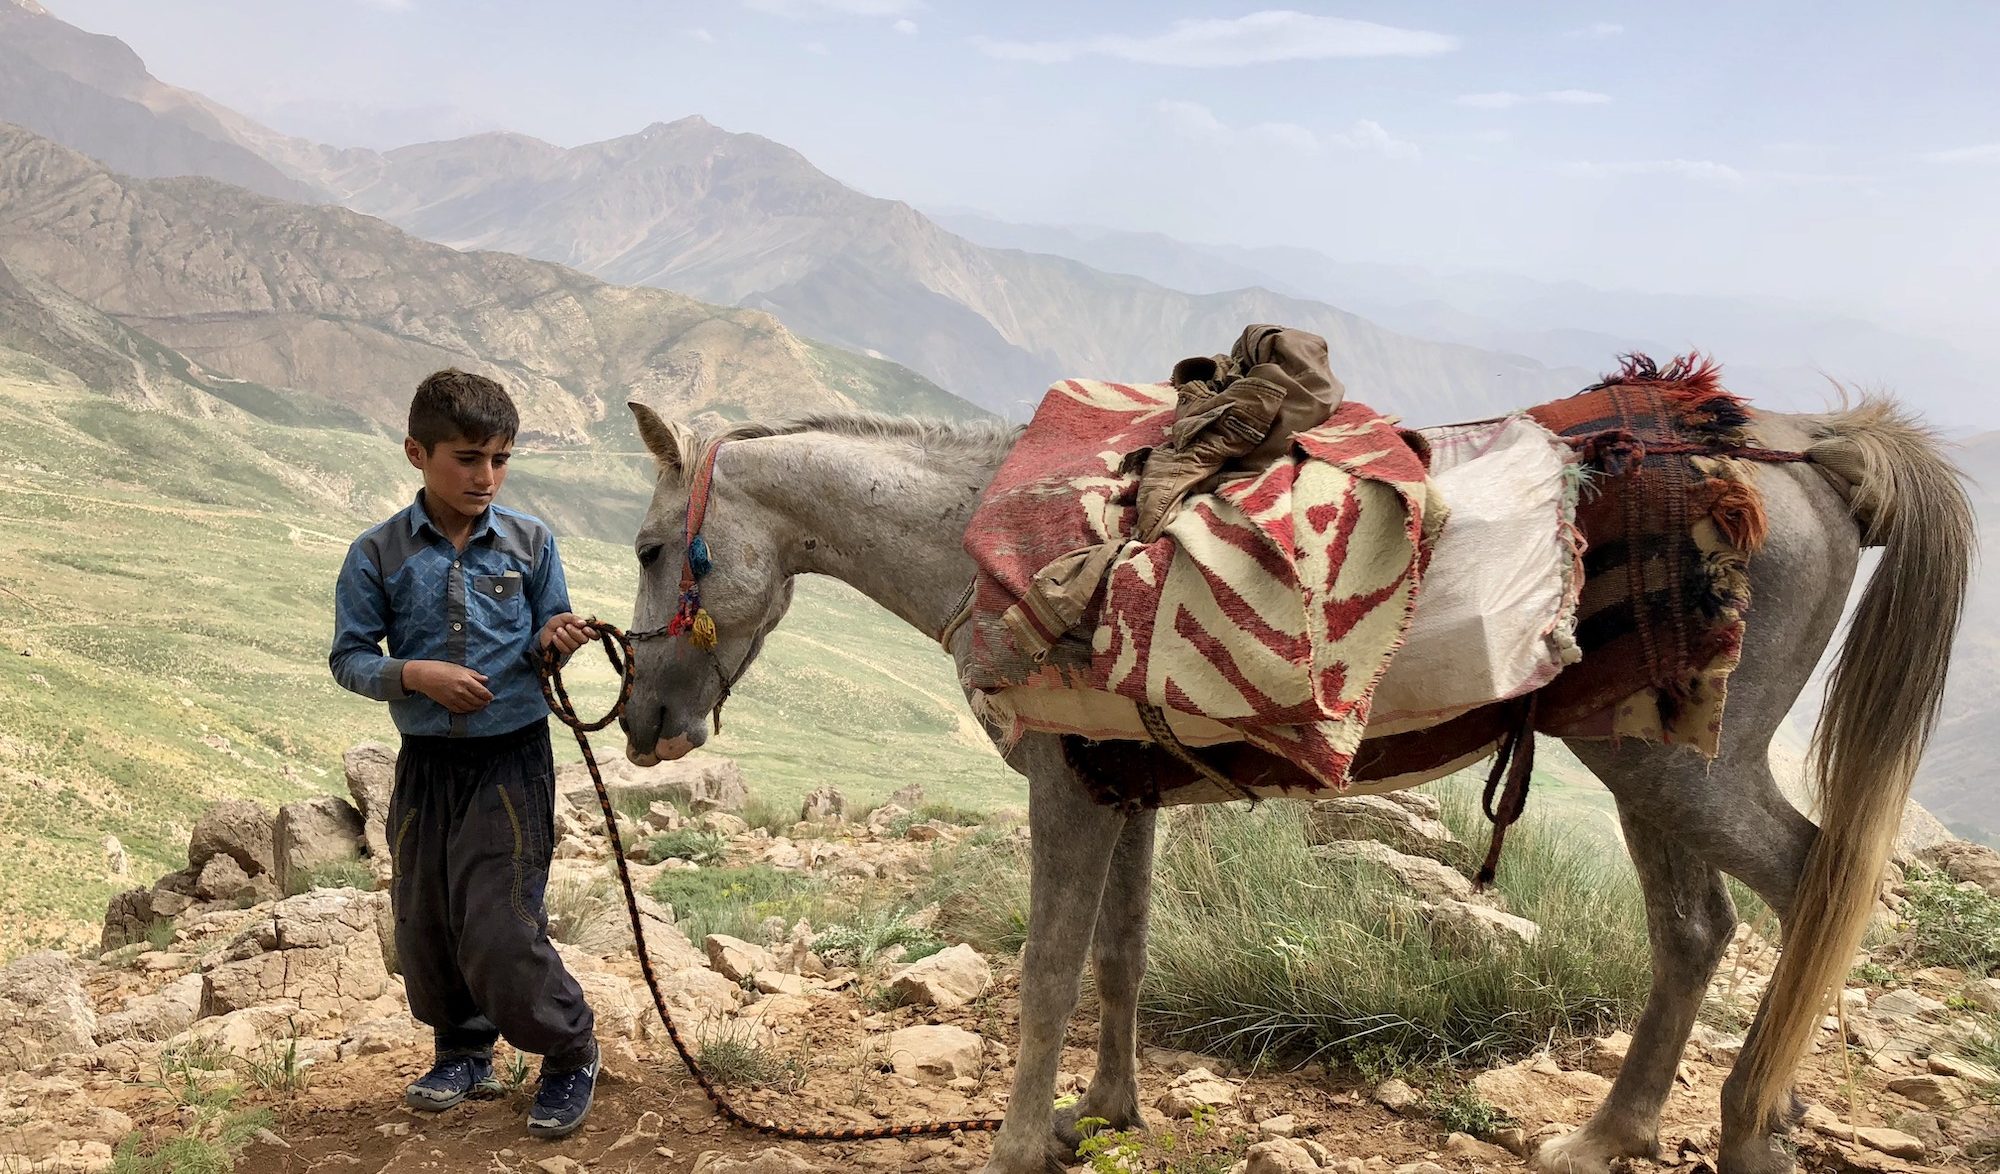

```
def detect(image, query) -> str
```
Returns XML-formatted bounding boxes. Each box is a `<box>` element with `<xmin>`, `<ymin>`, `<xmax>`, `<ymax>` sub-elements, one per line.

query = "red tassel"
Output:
<box><xmin>1707</xmin><ymin>476</ymin><xmax>1769</xmax><ymax>552</ymax></box>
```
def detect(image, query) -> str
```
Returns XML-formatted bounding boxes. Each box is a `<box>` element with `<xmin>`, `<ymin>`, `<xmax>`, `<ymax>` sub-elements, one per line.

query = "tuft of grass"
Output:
<box><xmin>921</xmin><ymin>834</ymin><xmax>1031</xmax><ymax>958</ymax></box>
<box><xmin>118</xmin><ymin>1038</ymin><xmax>275</xmax><ymax>1174</ymax></box>
<box><xmin>1134</xmin><ymin>780</ymin><xmax>1652</xmax><ymax>1069</ymax></box>
<box><xmin>1075</xmin><ymin>1103</ymin><xmax>1247</xmax><ymax>1174</ymax></box>
<box><xmin>741</xmin><ymin>796</ymin><xmax>796</xmax><ymax>836</ymax></box>
<box><xmin>234</xmin><ymin>1024</ymin><xmax>312</xmax><ymax>1093</ymax></box>
<box><xmin>884</xmin><ymin>801</ymin><xmax>989</xmax><ymax>838</ymax></box>
<box><xmin>544</xmin><ymin>875</ymin><xmax>625</xmax><ymax>952</ymax></box>
<box><xmin>694</xmin><ymin>1021</ymin><xmax>808</xmax><ymax>1091</ymax></box>
<box><xmin>1896</xmin><ymin>865</ymin><xmax>2000</xmax><ymax>974</ymax></box>
<box><xmin>640</xmin><ymin>828</ymin><xmax>728</xmax><ymax>866</ymax></box>
<box><xmin>610</xmin><ymin>789</ymin><xmax>670</xmax><ymax>830</ymax></box>
<box><xmin>649</xmin><ymin>864</ymin><xmax>827</xmax><ymax>943</ymax></box>
<box><xmin>145</xmin><ymin>917</ymin><xmax>178</xmax><ymax>952</ymax></box>
<box><xmin>1955</xmin><ymin>1011</ymin><xmax>2000</xmax><ymax>1108</ymax></box>
<box><xmin>1425</xmin><ymin>1083</ymin><xmax>1516</xmax><ymax>1138</ymax></box>
<box><xmin>283</xmin><ymin>859</ymin><xmax>376</xmax><ymax>897</ymax></box>
<box><xmin>1850</xmin><ymin>961</ymin><xmax>1898</xmax><ymax>988</ymax></box>
<box><xmin>813</xmin><ymin>907</ymin><xmax>948</xmax><ymax>967</ymax></box>
<box><xmin>502</xmin><ymin>1048</ymin><xmax>533</xmax><ymax>1091</ymax></box>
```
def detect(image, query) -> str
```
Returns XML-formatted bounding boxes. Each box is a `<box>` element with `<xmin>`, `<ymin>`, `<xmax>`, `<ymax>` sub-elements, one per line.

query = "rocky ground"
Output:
<box><xmin>1</xmin><ymin>744</ymin><xmax>1996</xmax><ymax>1173</ymax></box>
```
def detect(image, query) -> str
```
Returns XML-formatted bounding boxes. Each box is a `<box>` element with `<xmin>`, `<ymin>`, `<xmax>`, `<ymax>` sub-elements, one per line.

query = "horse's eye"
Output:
<box><xmin>638</xmin><ymin>544</ymin><xmax>663</xmax><ymax>568</ymax></box>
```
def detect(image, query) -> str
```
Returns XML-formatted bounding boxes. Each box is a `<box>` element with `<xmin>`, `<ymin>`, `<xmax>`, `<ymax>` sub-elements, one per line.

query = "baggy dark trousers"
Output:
<box><xmin>388</xmin><ymin>720</ymin><xmax>596</xmax><ymax>1072</ymax></box>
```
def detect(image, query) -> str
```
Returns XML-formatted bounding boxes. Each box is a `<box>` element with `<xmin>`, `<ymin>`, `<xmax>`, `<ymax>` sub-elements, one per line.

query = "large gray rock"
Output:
<box><xmin>343</xmin><ymin>741</ymin><xmax>397</xmax><ymax>876</ymax></box>
<box><xmin>1924</xmin><ymin>839</ymin><xmax>2000</xmax><ymax>898</ymax></box>
<box><xmin>799</xmin><ymin>787</ymin><xmax>846</xmax><ymax>824</ymax></box>
<box><xmin>557</xmin><ymin>754</ymin><xmax>749</xmax><ymax>815</ymax></box>
<box><xmin>1315</xmin><ymin>839</ymin><xmax>1476</xmax><ymax>903</ymax></box>
<box><xmin>95</xmin><ymin>973</ymin><xmax>203</xmax><ymax>1043</ymax></box>
<box><xmin>200</xmin><ymin>889</ymin><xmax>396</xmax><ymax>1022</ymax></box>
<box><xmin>273</xmin><ymin>795</ymin><xmax>366</xmax><ymax>895</ymax></box>
<box><xmin>100</xmin><ymin>887</ymin><xmax>157</xmax><ymax>953</ymax></box>
<box><xmin>0</xmin><ymin>952</ymin><xmax>98</xmax><ymax>1074</ymax></box>
<box><xmin>883</xmin><ymin>1025</ymin><xmax>982</xmax><ymax>1085</ymax></box>
<box><xmin>886</xmin><ymin>944</ymin><xmax>993</xmax><ymax>1010</ymax></box>
<box><xmin>187</xmin><ymin>799</ymin><xmax>277</xmax><ymax>878</ymax></box>
<box><xmin>1305</xmin><ymin>795</ymin><xmax>1471</xmax><ymax>867</ymax></box>
<box><xmin>195</xmin><ymin>854</ymin><xmax>258</xmax><ymax>903</ymax></box>
<box><xmin>1420</xmin><ymin>899</ymin><xmax>1541</xmax><ymax>954</ymax></box>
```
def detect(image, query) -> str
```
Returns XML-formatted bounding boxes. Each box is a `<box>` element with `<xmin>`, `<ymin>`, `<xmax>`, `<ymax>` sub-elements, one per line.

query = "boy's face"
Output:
<box><xmin>405</xmin><ymin>432</ymin><xmax>512</xmax><ymax>520</ymax></box>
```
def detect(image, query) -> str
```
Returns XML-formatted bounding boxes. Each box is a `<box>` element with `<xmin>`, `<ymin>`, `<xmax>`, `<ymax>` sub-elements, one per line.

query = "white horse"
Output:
<box><xmin>617</xmin><ymin>392</ymin><xmax>1970</xmax><ymax>1174</ymax></box>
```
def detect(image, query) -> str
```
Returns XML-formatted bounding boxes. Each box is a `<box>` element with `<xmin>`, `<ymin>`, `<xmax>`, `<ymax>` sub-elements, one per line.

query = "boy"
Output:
<box><xmin>329</xmin><ymin>368</ymin><xmax>600</xmax><ymax>1139</ymax></box>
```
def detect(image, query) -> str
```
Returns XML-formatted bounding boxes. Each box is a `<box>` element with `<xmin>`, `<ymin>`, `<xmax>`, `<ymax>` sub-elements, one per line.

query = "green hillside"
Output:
<box><xmin>0</xmin><ymin>365</ymin><xmax>1018</xmax><ymax>956</ymax></box>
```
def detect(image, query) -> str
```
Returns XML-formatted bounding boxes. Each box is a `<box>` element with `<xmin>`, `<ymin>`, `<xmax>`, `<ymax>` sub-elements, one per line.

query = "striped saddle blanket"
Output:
<box><xmin>959</xmin><ymin>377</ymin><xmax>1448</xmax><ymax>792</ymax></box>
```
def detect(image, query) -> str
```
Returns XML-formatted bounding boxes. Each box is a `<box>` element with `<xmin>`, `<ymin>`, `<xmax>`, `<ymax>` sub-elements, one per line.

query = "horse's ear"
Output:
<box><xmin>629</xmin><ymin>401</ymin><xmax>690</xmax><ymax>475</ymax></box>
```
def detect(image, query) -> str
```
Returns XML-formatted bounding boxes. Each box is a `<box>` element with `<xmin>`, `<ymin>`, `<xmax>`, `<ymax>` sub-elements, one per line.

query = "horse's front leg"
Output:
<box><xmin>1051</xmin><ymin>807</ymin><xmax>1158</xmax><ymax>1146</ymax></box>
<box><xmin>984</xmin><ymin>737</ymin><xmax>1128</xmax><ymax>1174</ymax></box>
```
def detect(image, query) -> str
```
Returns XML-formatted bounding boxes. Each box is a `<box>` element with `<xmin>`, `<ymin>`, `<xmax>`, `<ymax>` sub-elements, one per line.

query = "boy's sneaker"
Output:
<box><xmin>526</xmin><ymin>1044</ymin><xmax>600</xmax><ymax>1140</ymax></box>
<box><xmin>404</xmin><ymin>1054</ymin><xmax>504</xmax><ymax>1111</ymax></box>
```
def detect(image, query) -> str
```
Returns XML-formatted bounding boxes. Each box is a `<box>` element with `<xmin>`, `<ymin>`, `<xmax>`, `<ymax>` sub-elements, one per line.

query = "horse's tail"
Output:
<box><xmin>1735</xmin><ymin>396</ymin><xmax>1975</xmax><ymax>1130</ymax></box>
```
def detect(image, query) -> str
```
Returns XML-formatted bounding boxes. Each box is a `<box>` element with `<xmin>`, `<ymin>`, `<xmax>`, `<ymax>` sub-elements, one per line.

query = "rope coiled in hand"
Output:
<box><xmin>537</xmin><ymin>619</ymin><xmax>1003</xmax><ymax>1141</ymax></box>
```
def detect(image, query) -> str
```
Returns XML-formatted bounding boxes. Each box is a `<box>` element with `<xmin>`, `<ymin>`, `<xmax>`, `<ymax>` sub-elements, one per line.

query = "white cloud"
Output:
<box><xmin>355</xmin><ymin>0</ymin><xmax>412</xmax><ymax>11</ymax></box>
<box><xmin>1564</xmin><ymin>21</ymin><xmax>1625</xmax><ymax>39</ymax></box>
<box><xmin>743</xmin><ymin>0</ymin><xmax>919</xmax><ymax>17</ymax></box>
<box><xmin>893</xmin><ymin>18</ymin><xmax>918</xmax><ymax>34</ymax></box>
<box><xmin>1328</xmin><ymin>118</ymin><xmax>1421</xmax><ymax>159</ymax></box>
<box><xmin>1157</xmin><ymin>99</ymin><xmax>1227</xmax><ymax>139</ymax></box>
<box><xmin>977</xmin><ymin>11</ymin><xmax>1458</xmax><ymax>67</ymax></box>
<box><xmin>1561</xmin><ymin>159</ymin><xmax>1745</xmax><ymax>184</ymax></box>
<box><xmin>689</xmin><ymin>28</ymin><xmax>717</xmax><ymax>43</ymax></box>
<box><xmin>803</xmin><ymin>40</ymin><xmax>831</xmax><ymax>55</ymax></box>
<box><xmin>1456</xmin><ymin>89</ymin><xmax>1612</xmax><ymax>109</ymax></box>
<box><xmin>1156</xmin><ymin>101</ymin><xmax>1416</xmax><ymax>159</ymax></box>
<box><xmin>1922</xmin><ymin>143</ymin><xmax>2000</xmax><ymax>163</ymax></box>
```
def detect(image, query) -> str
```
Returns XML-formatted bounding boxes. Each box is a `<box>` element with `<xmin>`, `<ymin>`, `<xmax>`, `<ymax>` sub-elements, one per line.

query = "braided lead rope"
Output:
<box><xmin>537</xmin><ymin>620</ymin><xmax>1003</xmax><ymax>1140</ymax></box>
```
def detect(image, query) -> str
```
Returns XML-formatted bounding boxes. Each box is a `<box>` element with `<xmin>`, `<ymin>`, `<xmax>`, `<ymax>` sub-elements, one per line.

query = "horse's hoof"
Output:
<box><xmin>1052</xmin><ymin>1100</ymin><xmax>1145</xmax><ymax>1149</ymax></box>
<box><xmin>1533</xmin><ymin>1126</ymin><xmax>1658</xmax><ymax>1174</ymax></box>
<box><xmin>978</xmin><ymin>1136</ymin><xmax>1077</xmax><ymax>1174</ymax></box>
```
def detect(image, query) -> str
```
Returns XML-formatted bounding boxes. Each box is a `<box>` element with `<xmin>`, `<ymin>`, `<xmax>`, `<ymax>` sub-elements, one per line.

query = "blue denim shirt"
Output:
<box><xmin>329</xmin><ymin>491</ymin><xmax>571</xmax><ymax>737</ymax></box>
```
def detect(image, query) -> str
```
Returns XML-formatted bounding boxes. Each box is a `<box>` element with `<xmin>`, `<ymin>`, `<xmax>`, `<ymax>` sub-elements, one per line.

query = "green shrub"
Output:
<box><xmin>1136</xmin><ymin>782</ymin><xmax>1652</xmax><ymax>1069</ymax></box>
<box><xmin>649</xmin><ymin>864</ymin><xmax>826</xmax><ymax>942</ymax></box>
<box><xmin>640</xmin><ymin>828</ymin><xmax>727</xmax><ymax>865</ymax></box>
<box><xmin>1898</xmin><ymin>866</ymin><xmax>2000</xmax><ymax>973</ymax></box>
<box><xmin>284</xmin><ymin>859</ymin><xmax>376</xmax><ymax>897</ymax></box>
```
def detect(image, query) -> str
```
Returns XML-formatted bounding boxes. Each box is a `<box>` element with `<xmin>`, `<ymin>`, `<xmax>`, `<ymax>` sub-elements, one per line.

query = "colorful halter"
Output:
<box><xmin>663</xmin><ymin>443</ymin><xmax>721</xmax><ymax>650</ymax></box>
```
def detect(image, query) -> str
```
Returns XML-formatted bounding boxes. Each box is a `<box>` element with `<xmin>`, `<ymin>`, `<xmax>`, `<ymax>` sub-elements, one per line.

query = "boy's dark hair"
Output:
<box><xmin>408</xmin><ymin>368</ymin><xmax>519</xmax><ymax>450</ymax></box>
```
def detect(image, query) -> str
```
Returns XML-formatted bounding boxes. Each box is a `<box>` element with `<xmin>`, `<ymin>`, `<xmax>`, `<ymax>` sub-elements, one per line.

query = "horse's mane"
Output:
<box><xmin>666</xmin><ymin>411</ymin><xmax>1025</xmax><ymax>482</ymax></box>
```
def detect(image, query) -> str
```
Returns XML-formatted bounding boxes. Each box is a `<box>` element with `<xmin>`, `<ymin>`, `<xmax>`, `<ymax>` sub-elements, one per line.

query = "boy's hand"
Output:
<box><xmin>539</xmin><ymin>612</ymin><xmax>593</xmax><ymax>657</ymax></box>
<box><xmin>403</xmin><ymin>661</ymin><xmax>493</xmax><ymax>713</ymax></box>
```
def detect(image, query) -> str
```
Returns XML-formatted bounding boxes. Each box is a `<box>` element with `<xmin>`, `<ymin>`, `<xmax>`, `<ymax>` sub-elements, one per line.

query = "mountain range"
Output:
<box><xmin>0</xmin><ymin>0</ymin><xmax>1596</xmax><ymax>424</ymax></box>
<box><xmin>932</xmin><ymin>210</ymin><xmax>1998</xmax><ymax>429</ymax></box>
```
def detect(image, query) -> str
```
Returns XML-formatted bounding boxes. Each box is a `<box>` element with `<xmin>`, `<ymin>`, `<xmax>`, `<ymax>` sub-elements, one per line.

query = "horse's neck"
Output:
<box><xmin>760</xmin><ymin>432</ymin><xmax>1003</xmax><ymax>637</ymax></box>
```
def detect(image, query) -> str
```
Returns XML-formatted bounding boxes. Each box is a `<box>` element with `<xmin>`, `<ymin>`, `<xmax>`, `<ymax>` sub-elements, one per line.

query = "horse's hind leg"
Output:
<box><xmin>1534</xmin><ymin>796</ymin><xmax>1739</xmax><ymax>1174</ymax></box>
<box><xmin>983</xmin><ymin>735</ymin><xmax>1129</xmax><ymax>1174</ymax></box>
<box><xmin>1053</xmin><ymin>808</ymin><xmax>1159</xmax><ymax>1142</ymax></box>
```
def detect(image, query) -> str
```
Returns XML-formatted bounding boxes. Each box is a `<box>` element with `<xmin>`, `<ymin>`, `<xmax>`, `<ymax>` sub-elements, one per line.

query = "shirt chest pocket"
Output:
<box><xmin>471</xmin><ymin>572</ymin><xmax>528</xmax><ymax>629</ymax></box>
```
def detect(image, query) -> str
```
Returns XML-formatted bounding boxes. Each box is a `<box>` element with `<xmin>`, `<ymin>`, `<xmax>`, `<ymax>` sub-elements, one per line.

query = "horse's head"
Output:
<box><xmin>623</xmin><ymin>403</ymin><xmax>796</xmax><ymax>766</ymax></box>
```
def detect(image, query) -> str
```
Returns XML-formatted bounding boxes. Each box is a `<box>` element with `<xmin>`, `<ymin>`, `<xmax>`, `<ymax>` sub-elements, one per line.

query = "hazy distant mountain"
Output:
<box><xmin>0</xmin><ymin>124</ymin><xmax>976</xmax><ymax>439</ymax></box>
<box><xmin>292</xmin><ymin>118</ymin><xmax>1588</xmax><ymax>420</ymax></box>
<box><xmin>0</xmin><ymin>0</ymin><xmax>327</xmax><ymax>202</ymax></box>
<box><xmin>933</xmin><ymin>210</ymin><xmax>1996</xmax><ymax>429</ymax></box>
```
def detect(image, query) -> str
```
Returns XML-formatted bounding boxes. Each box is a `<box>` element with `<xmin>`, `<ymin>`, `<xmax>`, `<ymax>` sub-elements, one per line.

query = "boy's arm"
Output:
<box><xmin>329</xmin><ymin>543</ymin><xmax>411</xmax><ymax>702</ymax></box>
<box><xmin>527</xmin><ymin>531</ymin><xmax>588</xmax><ymax>669</ymax></box>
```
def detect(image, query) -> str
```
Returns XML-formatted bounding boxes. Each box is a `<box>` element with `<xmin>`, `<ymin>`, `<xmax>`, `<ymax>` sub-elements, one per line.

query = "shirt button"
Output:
<box><xmin>451</xmin><ymin>622</ymin><xmax>462</xmax><ymax>631</ymax></box>
<box><xmin>452</xmin><ymin>560</ymin><xmax>460</xmax><ymax>568</ymax></box>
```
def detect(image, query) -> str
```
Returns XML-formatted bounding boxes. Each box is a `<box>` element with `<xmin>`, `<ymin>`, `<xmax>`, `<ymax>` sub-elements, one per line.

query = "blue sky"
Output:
<box><xmin>50</xmin><ymin>1</ymin><xmax>2000</xmax><ymax>341</ymax></box>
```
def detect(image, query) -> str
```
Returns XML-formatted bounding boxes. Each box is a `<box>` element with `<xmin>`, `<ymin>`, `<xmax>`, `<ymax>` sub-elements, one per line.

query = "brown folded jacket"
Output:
<box><xmin>1006</xmin><ymin>324</ymin><xmax>1346</xmax><ymax>661</ymax></box>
